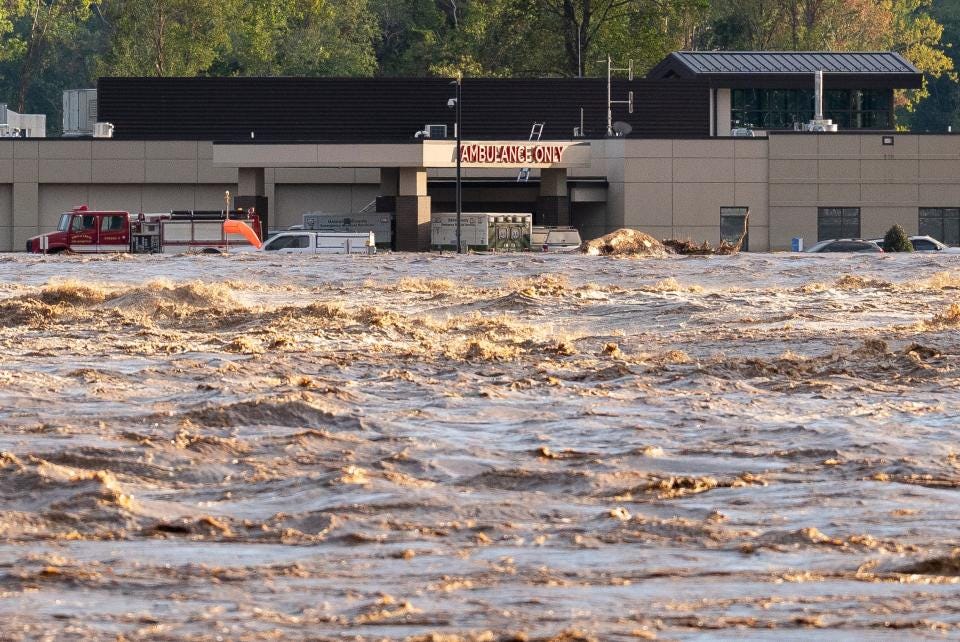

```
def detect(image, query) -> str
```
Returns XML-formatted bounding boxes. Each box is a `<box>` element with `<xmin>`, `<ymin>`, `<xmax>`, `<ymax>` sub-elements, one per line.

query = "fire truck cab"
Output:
<box><xmin>28</xmin><ymin>207</ymin><xmax>130</xmax><ymax>254</ymax></box>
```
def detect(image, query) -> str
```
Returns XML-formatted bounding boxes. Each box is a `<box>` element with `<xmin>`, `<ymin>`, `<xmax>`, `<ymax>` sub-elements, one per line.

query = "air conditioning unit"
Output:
<box><xmin>731</xmin><ymin>128</ymin><xmax>755</xmax><ymax>137</ymax></box>
<box><xmin>802</xmin><ymin>120</ymin><xmax>838</xmax><ymax>133</ymax></box>
<box><xmin>425</xmin><ymin>124</ymin><xmax>448</xmax><ymax>139</ymax></box>
<box><xmin>93</xmin><ymin>122</ymin><xmax>114</xmax><ymax>138</ymax></box>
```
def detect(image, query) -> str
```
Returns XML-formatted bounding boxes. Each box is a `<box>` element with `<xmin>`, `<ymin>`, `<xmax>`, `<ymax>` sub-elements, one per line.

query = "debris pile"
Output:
<box><xmin>582</xmin><ymin>214</ymin><xmax>749</xmax><ymax>257</ymax></box>
<box><xmin>580</xmin><ymin>229</ymin><xmax>668</xmax><ymax>257</ymax></box>
<box><xmin>662</xmin><ymin>238</ymin><xmax>743</xmax><ymax>255</ymax></box>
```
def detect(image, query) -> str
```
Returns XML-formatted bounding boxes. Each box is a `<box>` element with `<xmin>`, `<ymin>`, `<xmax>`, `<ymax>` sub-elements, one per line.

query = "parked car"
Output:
<box><xmin>805</xmin><ymin>239</ymin><xmax>884</xmax><ymax>253</ymax></box>
<box><xmin>868</xmin><ymin>235</ymin><xmax>960</xmax><ymax>254</ymax></box>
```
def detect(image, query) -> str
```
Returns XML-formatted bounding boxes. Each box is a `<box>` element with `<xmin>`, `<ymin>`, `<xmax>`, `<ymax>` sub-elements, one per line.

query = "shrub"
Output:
<box><xmin>883</xmin><ymin>225</ymin><xmax>914</xmax><ymax>252</ymax></box>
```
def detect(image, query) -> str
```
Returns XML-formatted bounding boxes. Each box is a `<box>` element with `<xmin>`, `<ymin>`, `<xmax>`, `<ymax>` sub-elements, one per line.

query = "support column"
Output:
<box><xmin>716</xmin><ymin>89</ymin><xmax>732</xmax><ymax>137</ymax></box>
<box><xmin>12</xmin><ymin>182</ymin><xmax>38</xmax><ymax>252</ymax></box>
<box><xmin>376</xmin><ymin>167</ymin><xmax>398</xmax><ymax>213</ymax></box>
<box><xmin>12</xmin><ymin>141</ymin><xmax>39</xmax><ymax>251</ymax></box>
<box><xmin>537</xmin><ymin>168</ymin><xmax>569</xmax><ymax>227</ymax></box>
<box><xmin>395</xmin><ymin>167</ymin><xmax>431</xmax><ymax>252</ymax></box>
<box><xmin>236</xmin><ymin>166</ymin><xmax>268</xmax><ymax>236</ymax></box>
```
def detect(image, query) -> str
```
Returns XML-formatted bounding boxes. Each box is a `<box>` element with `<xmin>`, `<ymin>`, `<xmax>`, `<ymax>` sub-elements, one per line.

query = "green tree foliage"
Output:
<box><xmin>883</xmin><ymin>224</ymin><xmax>915</xmax><ymax>252</ymax></box>
<box><xmin>0</xmin><ymin>0</ymin><xmax>956</xmax><ymax>132</ymax></box>
<box><xmin>224</xmin><ymin>0</ymin><xmax>378</xmax><ymax>76</ymax></box>
<box><xmin>703</xmin><ymin>0</ymin><xmax>953</xmax><ymax>115</ymax></box>
<box><xmin>2</xmin><ymin>0</ymin><xmax>93</xmax><ymax>111</ymax></box>
<box><xmin>96</xmin><ymin>0</ymin><xmax>236</xmax><ymax>76</ymax></box>
<box><xmin>909</xmin><ymin>0</ymin><xmax>960</xmax><ymax>130</ymax></box>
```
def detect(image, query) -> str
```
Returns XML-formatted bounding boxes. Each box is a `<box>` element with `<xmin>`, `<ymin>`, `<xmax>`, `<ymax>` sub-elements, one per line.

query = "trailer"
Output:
<box><xmin>430</xmin><ymin>212</ymin><xmax>532</xmax><ymax>251</ymax></box>
<box><xmin>302</xmin><ymin>212</ymin><xmax>393</xmax><ymax>249</ymax></box>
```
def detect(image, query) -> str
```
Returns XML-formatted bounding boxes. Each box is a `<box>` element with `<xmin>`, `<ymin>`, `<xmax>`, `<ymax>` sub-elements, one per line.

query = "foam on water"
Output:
<box><xmin>1</xmin><ymin>251</ymin><xmax>959</xmax><ymax>638</ymax></box>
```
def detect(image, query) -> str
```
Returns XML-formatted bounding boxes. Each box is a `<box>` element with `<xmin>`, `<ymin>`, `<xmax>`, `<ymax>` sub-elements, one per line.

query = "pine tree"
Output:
<box><xmin>883</xmin><ymin>225</ymin><xmax>914</xmax><ymax>252</ymax></box>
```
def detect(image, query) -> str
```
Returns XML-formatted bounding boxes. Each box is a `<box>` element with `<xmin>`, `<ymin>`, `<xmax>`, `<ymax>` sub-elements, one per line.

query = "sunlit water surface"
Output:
<box><xmin>0</xmin><ymin>251</ymin><xmax>959</xmax><ymax>640</ymax></box>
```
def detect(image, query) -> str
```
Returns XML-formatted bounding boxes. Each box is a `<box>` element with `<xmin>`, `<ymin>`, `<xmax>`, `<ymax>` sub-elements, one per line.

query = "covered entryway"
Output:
<box><xmin>215</xmin><ymin>140</ymin><xmax>593</xmax><ymax>251</ymax></box>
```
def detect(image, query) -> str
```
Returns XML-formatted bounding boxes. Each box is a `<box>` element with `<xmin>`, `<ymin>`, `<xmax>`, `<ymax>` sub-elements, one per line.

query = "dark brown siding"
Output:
<box><xmin>97</xmin><ymin>77</ymin><xmax>709</xmax><ymax>141</ymax></box>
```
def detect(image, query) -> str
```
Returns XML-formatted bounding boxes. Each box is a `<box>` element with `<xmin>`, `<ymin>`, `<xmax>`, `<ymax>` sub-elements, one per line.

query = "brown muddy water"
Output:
<box><xmin>1</xmin><ymin>251</ymin><xmax>959</xmax><ymax>640</ymax></box>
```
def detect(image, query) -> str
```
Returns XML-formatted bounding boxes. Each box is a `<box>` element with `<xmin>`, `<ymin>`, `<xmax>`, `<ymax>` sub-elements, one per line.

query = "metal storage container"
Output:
<box><xmin>431</xmin><ymin>212</ymin><xmax>532</xmax><ymax>251</ymax></box>
<box><xmin>62</xmin><ymin>89</ymin><xmax>97</xmax><ymax>137</ymax></box>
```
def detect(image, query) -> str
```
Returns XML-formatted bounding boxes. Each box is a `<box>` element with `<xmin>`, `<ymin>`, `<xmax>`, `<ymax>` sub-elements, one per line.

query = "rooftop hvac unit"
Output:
<box><xmin>425</xmin><ymin>124</ymin><xmax>448</xmax><ymax>139</ymax></box>
<box><xmin>93</xmin><ymin>122</ymin><xmax>114</xmax><ymax>138</ymax></box>
<box><xmin>62</xmin><ymin>88</ymin><xmax>97</xmax><ymax>136</ymax></box>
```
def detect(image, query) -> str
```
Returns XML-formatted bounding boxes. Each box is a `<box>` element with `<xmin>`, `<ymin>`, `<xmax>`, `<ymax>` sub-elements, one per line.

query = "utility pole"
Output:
<box><xmin>455</xmin><ymin>72</ymin><xmax>462</xmax><ymax>254</ymax></box>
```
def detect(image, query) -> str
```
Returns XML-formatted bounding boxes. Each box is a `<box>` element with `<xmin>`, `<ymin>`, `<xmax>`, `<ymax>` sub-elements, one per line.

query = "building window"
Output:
<box><xmin>919</xmin><ymin>208</ymin><xmax>960</xmax><ymax>246</ymax></box>
<box><xmin>731</xmin><ymin>89</ymin><xmax>892</xmax><ymax>130</ymax></box>
<box><xmin>720</xmin><ymin>207</ymin><xmax>749</xmax><ymax>251</ymax></box>
<box><xmin>818</xmin><ymin>207</ymin><xmax>861</xmax><ymax>241</ymax></box>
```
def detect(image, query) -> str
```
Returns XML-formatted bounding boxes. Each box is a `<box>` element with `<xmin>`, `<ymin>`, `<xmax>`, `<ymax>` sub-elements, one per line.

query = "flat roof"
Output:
<box><xmin>98</xmin><ymin>77</ymin><xmax>710</xmax><ymax>142</ymax></box>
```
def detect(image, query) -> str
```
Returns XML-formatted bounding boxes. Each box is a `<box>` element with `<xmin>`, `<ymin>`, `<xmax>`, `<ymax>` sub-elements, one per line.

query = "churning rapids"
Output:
<box><xmin>1</xmin><ymin>251</ymin><xmax>960</xmax><ymax>640</ymax></box>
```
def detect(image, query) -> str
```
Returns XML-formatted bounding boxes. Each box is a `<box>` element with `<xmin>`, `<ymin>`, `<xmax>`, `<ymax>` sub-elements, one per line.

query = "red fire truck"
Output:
<box><xmin>26</xmin><ymin>206</ymin><xmax>263</xmax><ymax>254</ymax></box>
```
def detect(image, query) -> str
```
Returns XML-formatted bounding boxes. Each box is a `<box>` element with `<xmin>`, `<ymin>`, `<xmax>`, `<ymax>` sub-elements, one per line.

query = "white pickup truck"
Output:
<box><xmin>261</xmin><ymin>231</ymin><xmax>376</xmax><ymax>254</ymax></box>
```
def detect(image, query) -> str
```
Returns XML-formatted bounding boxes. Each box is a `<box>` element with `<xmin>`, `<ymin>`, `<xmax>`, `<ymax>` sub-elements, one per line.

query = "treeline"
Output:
<box><xmin>1</xmin><ymin>0</ymin><xmax>958</xmax><ymax>133</ymax></box>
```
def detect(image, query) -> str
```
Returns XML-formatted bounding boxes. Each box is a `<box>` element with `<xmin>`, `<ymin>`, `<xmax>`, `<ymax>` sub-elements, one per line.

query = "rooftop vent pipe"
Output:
<box><xmin>814</xmin><ymin>69</ymin><xmax>824</xmax><ymax>121</ymax></box>
<box><xmin>804</xmin><ymin>69</ymin><xmax>837</xmax><ymax>132</ymax></box>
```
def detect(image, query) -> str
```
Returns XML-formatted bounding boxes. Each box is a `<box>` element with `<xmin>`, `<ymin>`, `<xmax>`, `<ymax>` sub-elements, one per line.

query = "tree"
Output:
<box><xmin>883</xmin><ymin>224</ymin><xmax>914</xmax><ymax>252</ymax></box>
<box><xmin>909</xmin><ymin>0</ymin><xmax>960</xmax><ymax>130</ymax></box>
<box><xmin>224</xmin><ymin>0</ymin><xmax>378</xmax><ymax>76</ymax></box>
<box><xmin>527</xmin><ymin>0</ymin><xmax>707</xmax><ymax>77</ymax></box>
<box><xmin>3</xmin><ymin>0</ymin><xmax>93</xmax><ymax>110</ymax></box>
<box><xmin>702</xmin><ymin>0</ymin><xmax>953</xmax><ymax>115</ymax></box>
<box><xmin>96</xmin><ymin>0</ymin><xmax>236</xmax><ymax>77</ymax></box>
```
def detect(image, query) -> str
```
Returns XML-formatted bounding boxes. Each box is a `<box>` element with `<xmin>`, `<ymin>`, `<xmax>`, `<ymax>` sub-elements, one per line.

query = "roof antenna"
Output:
<box><xmin>599</xmin><ymin>55</ymin><xmax>633</xmax><ymax>137</ymax></box>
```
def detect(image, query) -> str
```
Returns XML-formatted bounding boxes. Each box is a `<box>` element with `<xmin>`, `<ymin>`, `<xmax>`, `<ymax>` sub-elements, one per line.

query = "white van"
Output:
<box><xmin>261</xmin><ymin>231</ymin><xmax>375</xmax><ymax>254</ymax></box>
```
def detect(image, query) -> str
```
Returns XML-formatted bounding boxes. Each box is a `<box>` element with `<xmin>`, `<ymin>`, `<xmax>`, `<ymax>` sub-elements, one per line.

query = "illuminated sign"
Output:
<box><xmin>460</xmin><ymin>143</ymin><xmax>566</xmax><ymax>165</ymax></box>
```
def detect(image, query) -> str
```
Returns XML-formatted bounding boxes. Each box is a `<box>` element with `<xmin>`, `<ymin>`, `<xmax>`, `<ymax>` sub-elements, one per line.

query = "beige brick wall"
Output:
<box><xmin>274</xmin><ymin>184</ymin><xmax>381</xmax><ymax>229</ymax></box>
<box><xmin>768</xmin><ymin>133</ymin><xmax>960</xmax><ymax>250</ymax></box>
<box><xmin>0</xmin><ymin>140</ymin><xmax>248</xmax><ymax>250</ymax></box>
<box><xmin>4</xmin><ymin>133</ymin><xmax>955</xmax><ymax>253</ymax></box>
<box><xmin>0</xmin><ymin>185</ymin><xmax>11</xmax><ymax>251</ymax></box>
<box><xmin>615</xmin><ymin>137</ymin><xmax>770</xmax><ymax>250</ymax></box>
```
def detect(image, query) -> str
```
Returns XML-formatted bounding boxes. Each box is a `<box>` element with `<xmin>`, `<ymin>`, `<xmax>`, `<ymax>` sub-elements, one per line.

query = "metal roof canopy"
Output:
<box><xmin>647</xmin><ymin>51</ymin><xmax>922</xmax><ymax>89</ymax></box>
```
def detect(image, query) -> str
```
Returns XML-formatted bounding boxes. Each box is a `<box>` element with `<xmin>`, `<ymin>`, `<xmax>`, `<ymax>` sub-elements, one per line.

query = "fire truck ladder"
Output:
<box><xmin>517</xmin><ymin>122</ymin><xmax>545</xmax><ymax>182</ymax></box>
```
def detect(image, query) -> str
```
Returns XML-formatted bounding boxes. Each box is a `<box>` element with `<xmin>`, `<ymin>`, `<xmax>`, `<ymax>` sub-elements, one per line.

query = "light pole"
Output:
<box><xmin>450</xmin><ymin>74</ymin><xmax>462</xmax><ymax>253</ymax></box>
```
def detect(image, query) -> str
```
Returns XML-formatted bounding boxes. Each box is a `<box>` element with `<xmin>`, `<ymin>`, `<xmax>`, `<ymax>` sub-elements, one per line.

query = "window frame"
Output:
<box><xmin>817</xmin><ymin>207</ymin><xmax>861</xmax><ymax>242</ymax></box>
<box><xmin>720</xmin><ymin>206</ymin><xmax>749</xmax><ymax>251</ymax></box>
<box><xmin>100</xmin><ymin>215</ymin><xmax>127</xmax><ymax>232</ymax></box>
<box><xmin>919</xmin><ymin>207</ymin><xmax>960</xmax><ymax>247</ymax></box>
<box><xmin>731</xmin><ymin>88</ymin><xmax>892</xmax><ymax>131</ymax></box>
<box><xmin>71</xmin><ymin>215</ymin><xmax>97</xmax><ymax>232</ymax></box>
<box><xmin>263</xmin><ymin>234</ymin><xmax>311</xmax><ymax>251</ymax></box>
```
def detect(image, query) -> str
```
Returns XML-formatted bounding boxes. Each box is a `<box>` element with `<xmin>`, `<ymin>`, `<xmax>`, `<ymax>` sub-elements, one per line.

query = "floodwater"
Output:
<box><xmin>0</xmin><ymin>251</ymin><xmax>959</xmax><ymax>640</ymax></box>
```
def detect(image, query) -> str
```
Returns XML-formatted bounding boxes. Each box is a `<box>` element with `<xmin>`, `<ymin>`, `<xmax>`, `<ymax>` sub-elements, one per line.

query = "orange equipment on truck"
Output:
<box><xmin>26</xmin><ymin>206</ymin><xmax>262</xmax><ymax>254</ymax></box>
